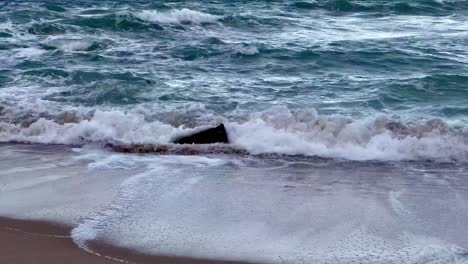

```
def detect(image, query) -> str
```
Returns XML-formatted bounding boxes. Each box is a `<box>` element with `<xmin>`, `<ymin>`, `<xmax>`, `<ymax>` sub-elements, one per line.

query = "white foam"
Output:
<box><xmin>12</xmin><ymin>47</ymin><xmax>46</xmax><ymax>58</ymax></box>
<box><xmin>68</xmin><ymin>158</ymin><xmax>468</xmax><ymax>264</ymax></box>
<box><xmin>0</xmin><ymin>20</ymin><xmax>13</xmax><ymax>31</ymax></box>
<box><xmin>2</xmin><ymin>144</ymin><xmax>468</xmax><ymax>263</ymax></box>
<box><xmin>1</xmin><ymin>107</ymin><xmax>467</xmax><ymax>162</ymax></box>
<box><xmin>70</xmin><ymin>155</ymin><xmax>227</xmax><ymax>250</ymax></box>
<box><xmin>227</xmin><ymin>107</ymin><xmax>468</xmax><ymax>162</ymax></box>
<box><xmin>135</xmin><ymin>8</ymin><xmax>221</xmax><ymax>25</ymax></box>
<box><xmin>0</xmin><ymin>110</ymin><xmax>181</xmax><ymax>145</ymax></box>
<box><xmin>71</xmin><ymin>169</ymin><xmax>152</xmax><ymax>245</ymax></box>
<box><xmin>43</xmin><ymin>37</ymin><xmax>95</xmax><ymax>51</ymax></box>
<box><xmin>233</xmin><ymin>45</ymin><xmax>259</xmax><ymax>55</ymax></box>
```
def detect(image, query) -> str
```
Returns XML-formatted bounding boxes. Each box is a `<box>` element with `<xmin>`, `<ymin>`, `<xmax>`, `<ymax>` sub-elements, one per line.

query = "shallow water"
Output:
<box><xmin>1</xmin><ymin>144</ymin><xmax>468</xmax><ymax>263</ymax></box>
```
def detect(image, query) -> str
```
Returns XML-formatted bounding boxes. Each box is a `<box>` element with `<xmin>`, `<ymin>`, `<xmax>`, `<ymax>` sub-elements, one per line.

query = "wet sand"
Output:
<box><xmin>0</xmin><ymin>217</ymin><xmax>250</xmax><ymax>264</ymax></box>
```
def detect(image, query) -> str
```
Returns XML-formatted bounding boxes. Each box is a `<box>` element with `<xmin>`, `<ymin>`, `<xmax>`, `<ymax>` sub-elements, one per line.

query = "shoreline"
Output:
<box><xmin>0</xmin><ymin>217</ymin><xmax>251</xmax><ymax>264</ymax></box>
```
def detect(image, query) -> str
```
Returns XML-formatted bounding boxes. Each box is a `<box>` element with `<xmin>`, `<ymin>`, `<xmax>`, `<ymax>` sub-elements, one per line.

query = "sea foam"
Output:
<box><xmin>135</xmin><ymin>8</ymin><xmax>221</xmax><ymax>25</ymax></box>
<box><xmin>228</xmin><ymin>107</ymin><xmax>468</xmax><ymax>162</ymax></box>
<box><xmin>67</xmin><ymin>151</ymin><xmax>468</xmax><ymax>264</ymax></box>
<box><xmin>43</xmin><ymin>37</ymin><xmax>96</xmax><ymax>51</ymax></box>
<box><xmin>0</xmin><ymin>106</ymin><xmax>467</xmax><ymax>162</ymax></box>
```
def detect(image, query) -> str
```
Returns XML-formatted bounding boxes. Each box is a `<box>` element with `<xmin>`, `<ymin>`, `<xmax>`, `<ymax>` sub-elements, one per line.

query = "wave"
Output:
<box><xmin>229</xmin><ymin>107</ymin><xmax>468</xmax><ymax>162</ymax></box>
<box><xmin>0</xmin><ymin>106</ymin><xmax>467</xmax><ymax>162</ymax></box>
<box><xmin>75</xmin><ymin>13</ymin><xmax>158</xmax><ymax>31</ymax></box>
<box><xmin>71</xmin><ymin>8</ymin><xmax>220</xmax><ymax>32</ymax></box>
<box><xmin>41</xmin><ymin>37</ymin><xmax>108</xmax><ymax>52</ymax></box>
<box><xmin>135</xmin><ymin>8</ymin><xmax>222</xmax><ymax>25</ymax></box>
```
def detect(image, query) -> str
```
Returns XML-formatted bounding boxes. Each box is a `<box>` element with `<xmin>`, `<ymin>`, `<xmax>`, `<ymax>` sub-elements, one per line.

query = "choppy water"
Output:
<box><xmin>1</xmin><ymin>1</ymin><xmax>468</xmax><ymax>263</ymax></box>
<box><xmin>1</xmin><ymin>0</ymin><xmax>468</xmax><ymax>161</ymax></box>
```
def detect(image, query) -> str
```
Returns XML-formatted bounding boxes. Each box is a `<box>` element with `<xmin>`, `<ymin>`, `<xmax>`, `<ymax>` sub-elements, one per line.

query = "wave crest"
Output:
<box><xmin>135</xmin><ymin>8</ymin><xmax>222</xmax><ymax>25</ymax></box>
<box><xmin>42</xmin><ymin>38</ymin><xmax>104</xmax><ymax>52</ymax></box>
<box><xmin>0</xmin><ymin>106</ymin><xmax>467</xmax><ymax>162</ymax></box>
<box><xmin>230</xmin><ymin>107</ymin><xmax>468</xmax><ymax>162</ymax></box>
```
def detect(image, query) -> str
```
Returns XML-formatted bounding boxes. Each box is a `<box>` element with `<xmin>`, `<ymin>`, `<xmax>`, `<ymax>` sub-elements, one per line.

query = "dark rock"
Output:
<box><xmin>111</xmin><ymin>144</ymin><xmax>169</xmax><ymax>154</ymax></box>
<box><xmin>173</xmin><ymin>124</ymin><xmax>229</xmax><ymax>144</ymax></box>
<box><xmin>110</xmin><ymin>143</ymin><xmax>248</xmax><ymax>156</ymax></box>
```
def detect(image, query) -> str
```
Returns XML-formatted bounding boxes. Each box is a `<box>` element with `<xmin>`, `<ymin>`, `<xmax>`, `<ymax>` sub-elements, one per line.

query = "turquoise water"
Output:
<box><xmin>1</xmin><ymin>0</ymin><xmax>468</xmax><ymax>160</ymax></box>
<box><xmin>2</xmin><ymin>2</ymin><xmax>468</xmax><ymax>263</ymax></box>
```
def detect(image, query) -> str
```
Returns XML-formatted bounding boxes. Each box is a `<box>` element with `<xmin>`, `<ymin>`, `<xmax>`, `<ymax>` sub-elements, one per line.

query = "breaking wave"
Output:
<box><xmin>0</xmin><ymin>106</ymin><xmax>467</xmax><ymax>162</ymax></box>
<box><xmin>135</xmin><ymin>8</ymin><xmax>222</xmax><ymax>25</ymax></box>
<box><xmin>41</xmin><ymin>37</ymin><xmax>108</xmax><ymax>52</ymax></box>
<box><xmin>68</xmin><ymin>8</ymin><xmax>221</xmax><ymax>32</ymax></box>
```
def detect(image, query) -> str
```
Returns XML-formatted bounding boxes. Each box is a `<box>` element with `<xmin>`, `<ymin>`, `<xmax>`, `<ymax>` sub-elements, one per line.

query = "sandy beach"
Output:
<box><xmin>0</xmin><ymin>217</ymin><xmax>250</xmax><ymax>264</ymax></box>
<box><xmin>2</xmin><ymin>0</ymin><xmax>468</xmax><ymax>263</ymax></box>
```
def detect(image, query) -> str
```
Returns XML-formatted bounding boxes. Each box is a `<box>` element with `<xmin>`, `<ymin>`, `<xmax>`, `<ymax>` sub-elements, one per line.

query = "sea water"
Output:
<box><xmin>1</xmin><ymin>1</ymin><xmax>468</xmax><ymax>263</ymax></box>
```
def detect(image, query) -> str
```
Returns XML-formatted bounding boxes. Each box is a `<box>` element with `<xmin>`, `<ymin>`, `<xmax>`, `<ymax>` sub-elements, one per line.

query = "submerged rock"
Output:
<box><xmin>111</xmin><ymin>143</ymin><xmax>248</xmax><ymax>156</ymax></box>
<box><xmin>111</xmin><ymin>144</ymin><xmax>170</xmax><ymax>154</ymax></box>
<box><xmin>173</xmin><ymin>123</ymin><xmax>229</xmax><ymax>144</ymax></box>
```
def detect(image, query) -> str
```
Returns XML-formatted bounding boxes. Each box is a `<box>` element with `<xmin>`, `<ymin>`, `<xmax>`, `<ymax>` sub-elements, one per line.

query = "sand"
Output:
<box><xmin>0</xmin><ymin>217</ymin><xmax>250</xmax><ymax>264</ymax></box>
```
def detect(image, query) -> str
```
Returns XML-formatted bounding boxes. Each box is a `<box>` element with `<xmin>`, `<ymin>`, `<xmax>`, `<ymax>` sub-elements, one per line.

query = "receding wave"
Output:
<box><xmin>0</xmin><ymin>106</ymin><xmax>467</xmax><ymax>162</ymax></box>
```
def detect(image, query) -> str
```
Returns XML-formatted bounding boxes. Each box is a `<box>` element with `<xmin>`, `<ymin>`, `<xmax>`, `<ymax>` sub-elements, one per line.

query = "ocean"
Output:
<box><xmin>1</xmin><ymin>0</ymin><xmax>468</xmax><ymax>263</ymax></box>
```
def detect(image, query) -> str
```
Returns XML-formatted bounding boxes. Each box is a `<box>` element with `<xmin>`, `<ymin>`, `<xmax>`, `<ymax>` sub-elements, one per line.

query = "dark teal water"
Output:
<box><xmin>2</xmin><ymin>2</ymin><xmax>468</xmax><ymax>263</ymax></box>
<box><xmin>1</xmin><ymin>0</ymin><xmax>468</xmax><ymax>161</ymax></box>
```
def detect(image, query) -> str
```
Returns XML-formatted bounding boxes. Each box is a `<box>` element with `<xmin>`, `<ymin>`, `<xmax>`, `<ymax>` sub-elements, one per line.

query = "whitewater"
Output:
<box><xmin>1</xmin><ymin>1</ymin><xmax>468</xmax><ymax>263</ymax></box>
